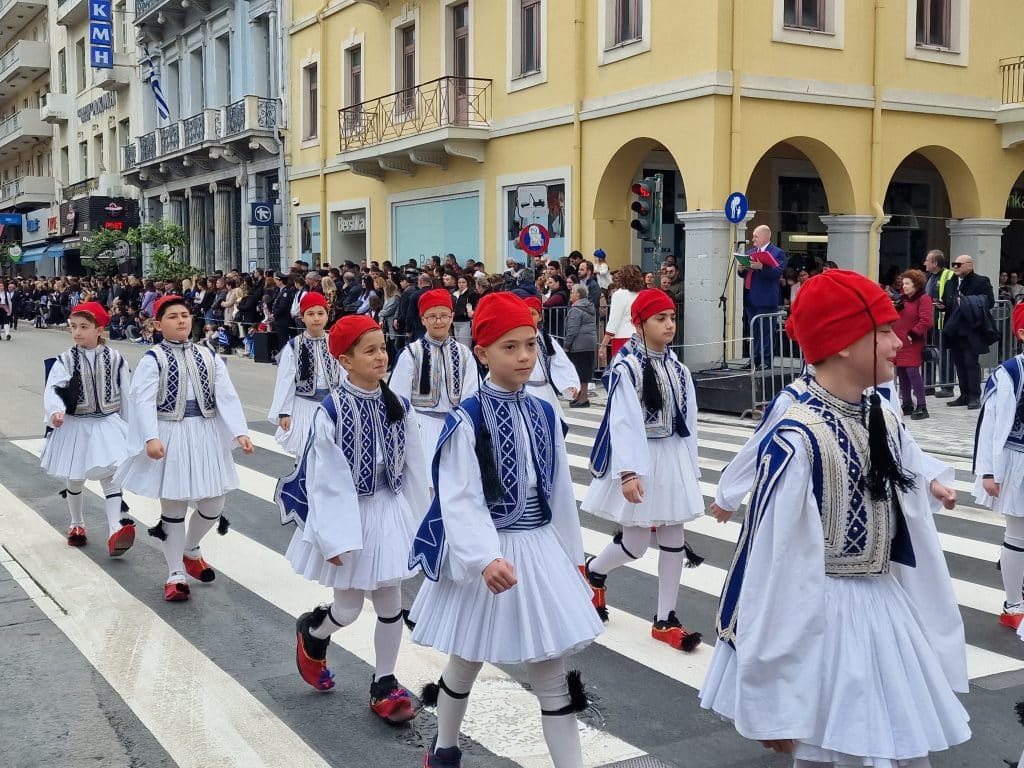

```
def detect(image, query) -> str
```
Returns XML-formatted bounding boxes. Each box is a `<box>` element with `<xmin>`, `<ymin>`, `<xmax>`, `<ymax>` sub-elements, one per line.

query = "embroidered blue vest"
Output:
<box><xmin>975</xmin><ymin>355</ymin><xmax>1024</xmax><ymax>469</ymax></box>
<box><xmin>590</xmin><ymin>338</ymin><xmax>689</xmax><ymax>479</ymax></box>
<box><xmin>716</xmin><ymin>380</ymin><xmax>915</xmax><ymax>647</ymax></box>
<box><xmin>409</xmin><ymin>383</ymin><xmax>560</xmax><ymax>581</ymax></box>
<box><xmin>275</xmin><ymin>381</ymin><xmax>409</xmax><ymax>529</ymax></box>
<box><xmin>290</xmin><ymin>334</ymin><xmax>341</xmax><ymax>397</ymax></box>
<box><xmin>147</xmin><ymin>341</ymin><xmax>217</xmax><ymax>420</ymax></box>
<box><xmin>402</xmin><ymin>336</ymin><xmax>468</xmax><ymax>410</ymax></box>
<box><xmin>58</xmin><ymin>345</ymin><xmax>124</xmax><ymax>415</ymax></box>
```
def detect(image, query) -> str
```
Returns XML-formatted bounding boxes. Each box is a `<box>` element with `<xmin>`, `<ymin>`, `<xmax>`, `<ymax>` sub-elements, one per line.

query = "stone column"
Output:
<box><xmin>820</xmin><ymin>215</ymin><xmax>878</xmax><ymax>275</ymax></box>
<box><xmin>187</xmin><ymin>190</ymin><xmax>207</xmax><ymax>270</ymax></box>
<box><xmin>676</xmin><ymin>210</ymin><xmax>748</xmax><ymax>369</ymax></box>
<box><xmin>947</xmin><ymin>218</ymin><xmax>1010</xmax><ymax>281</ymax></box>
<box><xmin>213</xmin><ymin>184</ymin><xmax>233</xmax><ymax>273</ymax></box>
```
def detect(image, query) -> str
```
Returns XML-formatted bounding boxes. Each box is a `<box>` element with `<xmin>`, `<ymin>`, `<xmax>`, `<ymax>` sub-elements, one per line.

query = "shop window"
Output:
<box><xmin>504</xmin><ymin>181</ymin><xmax>566</xmax><ymax>263</ymax></box>
<box><xmin>299</xmin><ymin>214</ymin><xmax>321</xmax><ymax>264</ymax></box>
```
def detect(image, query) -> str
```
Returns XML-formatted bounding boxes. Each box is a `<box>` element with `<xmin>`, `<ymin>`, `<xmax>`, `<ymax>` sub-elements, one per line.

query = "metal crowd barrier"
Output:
<box><xmin>747</xmin><ymin>310</ymin><xmax>805</xmax><ymax>417</ymax></box>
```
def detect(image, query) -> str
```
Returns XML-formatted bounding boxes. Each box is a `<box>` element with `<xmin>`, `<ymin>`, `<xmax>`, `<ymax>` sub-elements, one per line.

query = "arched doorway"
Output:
<box><xmin>1003</xmin><ymin>172</ymin><xmax>1024</xmax><ymax>292</ymax></box>
<box><xmin>592</xmin><ymin>137</ymin><xmax>687</xmax><ymax>274</ymax></box>
<box><xmin>880</xmin><ymin>146</ymin><xmax>980</xmax><ymax>288</ymax></box>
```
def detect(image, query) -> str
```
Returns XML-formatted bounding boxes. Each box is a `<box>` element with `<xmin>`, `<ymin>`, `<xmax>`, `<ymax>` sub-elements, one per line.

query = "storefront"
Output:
<box><xmin>390</xmin><ymin>183</ymin><xmax>482</xmax><ymax>267</ymax></box>
<box><xmin>60</xmin><ymin>197</ymin><xmax>141</xmax><ymax>275</ymax></box>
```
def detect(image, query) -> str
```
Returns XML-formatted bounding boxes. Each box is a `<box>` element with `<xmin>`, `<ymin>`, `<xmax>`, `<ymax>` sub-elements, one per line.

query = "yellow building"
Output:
<box><xmin>287</xmin><ymin>0</ymin><xmax>1024</xmax><ymax>366</ymax></box>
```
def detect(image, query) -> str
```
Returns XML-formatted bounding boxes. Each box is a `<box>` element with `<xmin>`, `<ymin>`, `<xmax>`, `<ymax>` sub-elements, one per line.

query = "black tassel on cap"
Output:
<box><xmin>217</xmin><ymin>515</ymin><xmax>231</xmax><ymax>535</ymax></box>
<box><xmin>379</xmin><ymin>380</ymin><xmax>407</xmax><ymax>424</ymax></box>
<box><xmin>474</xmin><ymin>424</ymin><xmax>504</xmax><ymax>504</ymax></box>
<box><xmin>147</xmin><ymin>520</ymin><xmax>167</xmax><ymax>540</ymax></box>
<box><xmin>298</xmin><ymin>340</ymin><xmax>313</xmax><ymax>383</ymax></box>
<box><xmin>566</xmin><ymin>670</ymin><xmax>588</xmax><ymax>712</ymax></box>
<box><xmin>864</xmin><ymin>392</ymin><xmax>915</xmax><ymax>501</ymax></box>
<box><xmin>418</xmin><ymin>343</ymin><xmax>432</xmax><ymax>396</ymax></box>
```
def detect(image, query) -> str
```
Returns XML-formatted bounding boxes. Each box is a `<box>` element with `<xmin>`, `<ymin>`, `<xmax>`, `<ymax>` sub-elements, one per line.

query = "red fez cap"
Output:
<box><xmin>70</xmin><ymin>301</ymin><xmax>111</xmax><ymax>328</ymax></box>
<box><xmin>1013</xmin><ymin>303</ymin><xmax>1024</xmax><ymax>336</ymax></box>
<box><xmin>299</xmin><ymin>292</ymin><xmax>329</xmax><ymax>315</ymax></box>
<box><xmin>785</xmin><ymin>270</ymin><xmax>899</xmax><ymax>364</ymax></box>
<box><xmin>523</xmin><ymin>296</ymin><xmax>543</xmax><ymax>315</ymax></box>
<box><xmin>472</xmin><ymin>292</ymin><xmax>536</xmax><ymax>348</ymax></box>
<box><xmin>153</xmin><ymin>295</ymin><xmax>189</xmax><ymax>320</ymax></box>
<box><xmin>630</xmin><ymin>289</ymin><xmax>676</xmax><ymax>326</ymax></box>
<box><xmin>328</xmin><ymin>315</ymin><xmax>381</xmax><ymax>358</ymax></box>
<box><xmin>418</xmin><ymin>288</ymin><xmax>453</xmax><ymax>316</ymax></box>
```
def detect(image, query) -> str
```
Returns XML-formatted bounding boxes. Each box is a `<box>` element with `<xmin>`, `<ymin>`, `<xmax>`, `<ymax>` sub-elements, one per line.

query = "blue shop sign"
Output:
<box><xmin>0</xmin><ymin>213</ymin><xmax>22</xmax><ymax>226</ymax></box>
<box><xmin>89</xmin><ymin>0</ymin><xmax>113</xmax><ymax>70</ymax></box>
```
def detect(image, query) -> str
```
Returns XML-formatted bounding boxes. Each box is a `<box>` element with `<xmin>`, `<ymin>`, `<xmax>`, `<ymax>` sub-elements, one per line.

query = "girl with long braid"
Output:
<box><xmin>408</xmin><ymin>292</ymin><xmax>602</xmax><ymax>768</ymax></box>
<box><xmin>581</xmin><ymin>289</ymin><xmax>705</xmax><ymax>651</ymax></box>
<box><xmin>267</xmin><ymin>292</ymin><xmax>343</xmax><ymax>455</ymax></box>
<box><xmin>282</xmin><ymin>315</ymin><xmax>428</xmax><ymax>723</ymax></box>
<box><xmin>41</xmin><ymin>302</ymin><xmax>136</xmax><ymax>555</ymax></box>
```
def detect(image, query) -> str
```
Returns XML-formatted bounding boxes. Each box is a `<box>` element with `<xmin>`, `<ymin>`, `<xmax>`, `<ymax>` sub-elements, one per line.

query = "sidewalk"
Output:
<box><xmin>699</xmin><ymin>395</ymin><xmax>979</xmax><ymax>460</ymax></box>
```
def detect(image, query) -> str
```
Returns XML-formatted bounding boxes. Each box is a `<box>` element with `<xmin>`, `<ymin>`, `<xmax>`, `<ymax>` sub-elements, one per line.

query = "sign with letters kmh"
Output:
<box><xmin>89</xmin><ymin>0</ymin><xmax>114</xmax><ymax>70</ymax></box>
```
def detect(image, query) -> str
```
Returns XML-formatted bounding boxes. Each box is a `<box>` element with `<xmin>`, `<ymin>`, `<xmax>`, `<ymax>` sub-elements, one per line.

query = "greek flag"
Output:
<box><xmin>142</xmin><ymin>45</ymin><xmax>170</xmax><ymax>121</ymax></box>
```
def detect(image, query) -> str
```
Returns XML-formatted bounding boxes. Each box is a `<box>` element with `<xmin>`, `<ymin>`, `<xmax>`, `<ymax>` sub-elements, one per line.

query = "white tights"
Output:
<box><xmin>794</xmin><ymin>760</ymin><xmax>931</xmax><ymax>767</ymax></box>
<box><xmin>158</xmin><ymin>496</ymin><xmax>225</xmax><ymax>581</ymax></box>
<box><xmin>309</xmin><ymin>585</ymin><xmax>404</xmax><ymax>680</ymax></box>
<box><xmin>432</xmin><ymin>655</ymin><xmax>583</xmax><ymax>768</ymax></box>
<box><xmin>64</xmin><ymin>474</ymin><xmax>125</xmax><ymax>534</ymax></box>
<box><xmin>1001</xmin><ymin>514</ymin><xmax>1024</xmax><ymax>606</ymax></box>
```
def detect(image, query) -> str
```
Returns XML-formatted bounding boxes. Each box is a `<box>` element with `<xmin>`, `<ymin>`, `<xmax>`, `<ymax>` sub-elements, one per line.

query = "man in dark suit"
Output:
<box><xmin>269</xmin><ymin>272</ymin><xmax>296</xmax><ymax>351</ymax></box>
<box><xmin>940</xmin><ymin>254</ymin><xmax>994</xmax><ymax>409</ymax></box>
<box><xmin>738</xmin><ymin>224</ymin><xmax>787</xmax><ymax>370</ymax></box>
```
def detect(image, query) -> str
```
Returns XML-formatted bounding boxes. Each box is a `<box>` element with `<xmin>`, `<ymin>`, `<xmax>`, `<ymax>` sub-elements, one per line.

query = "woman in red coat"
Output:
<box><xmin>894</xmin><ymin>269</ymin><xmax>934</xmax><ymax>420</ymax></box>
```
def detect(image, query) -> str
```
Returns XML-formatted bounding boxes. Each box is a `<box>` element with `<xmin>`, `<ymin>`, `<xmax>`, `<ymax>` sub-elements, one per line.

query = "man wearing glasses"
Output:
<box><xmin>939</xmin><ymin>254</ymin><xmax>995</xmax><ymax>409</ymax></box>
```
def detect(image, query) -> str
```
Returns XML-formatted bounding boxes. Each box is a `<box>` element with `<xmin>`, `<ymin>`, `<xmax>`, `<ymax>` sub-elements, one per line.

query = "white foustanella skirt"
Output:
<box><xmin>409</xmin><ymin>524</ymin><xmax>605</xmax><ymax>664</ymax></box>
<box><xmin>582</xmin><ymin>435</ymin><xmax>704</xmax><ymax>527</ymax></box>
<box><xmin>286</xmin><ymin>486</ymin><xmax>417</xmax><ymax>591</ymax></box>
<box><xmin>115</xmin><ymin>416</ymin><xmax>239</xmax><ymax>501</ymax></box>
<box><xmin>699</xmin><ymin>572</ymin><xmax>971</xmax><ymax>765</ymax></box>
<box><xmin>275</xmin><ymin>396</ymin><xmax>320</xmax><ymax>455</ymax></box>
<box><xmin>973</xmin><ymin>449</ymin><xmax>1024</xmax><ymax>516</ymax></box>
<box><xmin>40</xmin><ymin>413</ymin><xmax>130</xmax><ymax>481</ymax></box>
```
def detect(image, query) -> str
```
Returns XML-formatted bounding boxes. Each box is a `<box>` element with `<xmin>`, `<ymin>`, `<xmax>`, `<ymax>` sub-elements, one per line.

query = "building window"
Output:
<box><xmin>60</xmin><ymin>147</ymin><xmax>69</xmax><ymax>183</ymax></box>
<box><xmin>916</xmin><ymin>0</ymin><xmax>950</xmax><ymax>47</ymax></box>
<box><xmin>784</xmin><ymin>0</ymin><xmax>825</xmax><ymax>31</ymax></box>
<box><xmin>302</xmin><ymin>63</ymin><xmax>318</xmax><ymax>140</ymax></box>
<box><xmin>397</xmin><ymin>25</ymin><xmax>416</xmax><ymax>115</ymax></box>
<box><xmin>79</xmin><ymin>140</ymin><xmax>88</xmax><ymax>180</ymax></box>
<box><xmin>57</xmin><ymin>48</ymin><xmax>67</xmax><ymax>94</ymax></box>
<box><xmin>613</xmin><ymin>0</ymin><xmax>642</xmax><ymax>44</ymax></box>
<box><xmin>520</xmin><ymin>0</ymin><xmax>541</xmax><ymax>75</ymax></box>
<box><xmin>75</xmin><ymin>39</ymin><xmax>87</xmax><ymax>92</ymax></box>
<box><xmin>348</xmin><ymin>46</ymin><xmax>362</xmax><ymax>107</ymax></box>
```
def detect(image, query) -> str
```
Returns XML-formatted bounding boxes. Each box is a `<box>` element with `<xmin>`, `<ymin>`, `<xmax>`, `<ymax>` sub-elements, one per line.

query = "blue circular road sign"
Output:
<box><xmin>725</xmin><ymin>192</ymin><xmax>748</xmax><ymax>224</ymax></box>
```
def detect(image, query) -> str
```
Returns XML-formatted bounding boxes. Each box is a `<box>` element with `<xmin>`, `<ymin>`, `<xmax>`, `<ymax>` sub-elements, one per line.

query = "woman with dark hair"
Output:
<box><xmin>356</xmin><ymin>275</ymin><xmax>378</xmax><ymax>315</ymax></box>
<box><xmin>140</xmin><ymin>280</ymin><xmax>158</xmax><ymax>318</ymax></box>
<box><xmin>894</xmin><ymin>268</ymin><xmax>934</xmax><ymax>420</ymax></box>
<box><xmin>599</xmin><ymin>264</ymin><xmax>645</xmax><ymax>363</ymax></box>
<box><xmin>451</xmin><ymin>274</ymin><xmax>477</xmax><ymax>347</ymax></box>
<box><xmin>543</xmin><ymin>274</ymin><xmax>570</xmax><ymax>308</ymax></box>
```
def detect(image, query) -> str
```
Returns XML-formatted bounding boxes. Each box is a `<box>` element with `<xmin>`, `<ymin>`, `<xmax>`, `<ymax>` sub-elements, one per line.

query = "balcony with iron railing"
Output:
<box><xmin>0</xmin><ymin>175</ymin><xmax>54</xmax><ymax>209</ymax></box>
<box><xmin>122</xmin><ymin>96</ymin><xmax>280</xmax><ymax>176</ymax></box>
<box><xmin>337</xmin><ymin>76</ymin><xmax>491</xmax><ymax>178</ymax></box>
<box><xmin>134</xmin><ymin>0</ymin><xmax>179</xmax><ymax>26</ymax></box>
<box><xmin>997</xmin><ymin>56</ymin><xmax>1024</xmax><ymax>149</ymax></box>
<box><xmin>0</xmin><ymin>108</ymin><xmax>50</xmax><ymax>153</ymax></box>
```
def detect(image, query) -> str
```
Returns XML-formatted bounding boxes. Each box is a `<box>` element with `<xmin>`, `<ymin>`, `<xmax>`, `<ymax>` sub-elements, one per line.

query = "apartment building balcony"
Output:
<box><xmin>998</xmin><ymin>56</ymin><xmax>1024</xmax><ymax>149</ymax></box>
<box><xmin>0</xmin><ymin>175</ymin><xmax>54</xmax><ymax>210</ymax></box>
<box><xmin>0</xmin><ymin>108</ymin><xmax>50</xmax><ymax>154</ymax></box>
<box><xmin>122</xmin><ymin>96</ymin><xmax>280</xmax><ymax>185</ymax></box>
<box><xmin>134</xmin><ymin>0</ymin><xmax>179</xmax><ymax>27</ymax></box>
<box><xmin>0</xmin><ymin>0</ymin><xmax>47</xmax><ymax>49</ymax></box>
<box><xmin>338</xmin><ymin>76</ymin><xmax>491</xmax><ymax>179</ymax></box>
<box><xmin>40</xmin><ymin>92</ymin><xmax>72</xmax><ymax>124</ymax></box>
<box><xmin>0</xmin><ymin>40</ymin><xmax>49</xmax><ymax>101</ymax></box>
<box><xmin>55</xmin><ymin>0</ymin><xmax>88</xmax><ymax>26</ymax></box>
<box><xmin>96</xmin><ymin>61</ymin><xmax>132</xmax><ymax>92</ymax></box>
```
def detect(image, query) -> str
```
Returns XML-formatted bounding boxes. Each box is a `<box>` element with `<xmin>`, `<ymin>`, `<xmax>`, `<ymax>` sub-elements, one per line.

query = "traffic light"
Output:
<box><xmin>629</xmin><ymin>174</ymin><xmax>663</xmax><ymax>244</ymax></box>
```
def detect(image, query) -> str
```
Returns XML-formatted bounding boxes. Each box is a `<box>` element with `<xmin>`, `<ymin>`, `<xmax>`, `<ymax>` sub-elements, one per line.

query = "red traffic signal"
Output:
<box><xmin>631</xmin><ymin>182</ymin><xmax>652</xmax><ymax>198</ymax></box>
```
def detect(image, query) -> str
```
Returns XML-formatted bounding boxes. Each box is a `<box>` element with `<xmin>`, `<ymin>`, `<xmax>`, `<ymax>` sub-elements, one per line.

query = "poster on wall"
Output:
<box><xmin>506</xmin><ymin>182</ymin><xmax>565</xmax><ymax>263</ymax></box>
<box><xmin>393</xmin><ymin>194</ymin><xmax>480</xmax><ymax>266</ymax></box>
<box><xmin>299</xmin><ymin>214</ymin><xmax>321</xmax><ymax>264</ymax></box>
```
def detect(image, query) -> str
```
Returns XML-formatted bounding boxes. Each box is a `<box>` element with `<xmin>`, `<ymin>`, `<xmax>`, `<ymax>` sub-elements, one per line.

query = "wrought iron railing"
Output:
<box><xmin>1002</xmin><ymin>56</ymin><xmax>1024</xmax><ymax>105</ymax></box>
<box><xmin>122</xmin><ymin>143</ymin><xmax>136</xmax><ymax>169</ymax></box>
<box><xmin>0</xmin><ymin>177</ymin><xmax>20</xmax><ymax>201</ymax></box>
<box><xmin>159</xmin><ymin>124</ymin><xmax>180</xmax><ymax>153</ymax></box>
<box><xmin>0</xmin><ymin>44</ymin><xmax>23</xmax><ymax>73</ymax></box>
<box><xmin>139</xmin><ymin>131</ymin><xmax>157</xmax><ymax>162</ymax></box>
<box><xmin>134</xmin><ymin>0</ymin><xmax>169</xmax><ymax>22</ymax></box>
<box><xmin>63</xmin><ymin>177</ymin><xmax>97</xmax><ymax>199</ymax></box>
<box><xmin>225</xmin><ymin>99</ymin><xmax>246</xmax><ymax>135</ymax></box>
<box><xmin>257</xmin><ymin>97</ymin><xmax>277</xmax><ymax>129</ymax></box>
<box><xmin>0</xmin><ymin>111</ymin><xmax>19</xmax><ymax>140</ymax></box>
<box><xmin>183</xmin><ymin>113</ymin><xmax>205</xmax><ymax>146</ymax></box>
<box><xmin>338</xmin><ymin>76</ymin><xmax>491</xmax><ymax>151</ymax></box>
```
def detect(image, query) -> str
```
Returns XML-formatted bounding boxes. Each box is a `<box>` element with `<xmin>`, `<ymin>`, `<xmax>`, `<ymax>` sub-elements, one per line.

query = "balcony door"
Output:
<box><xmin>451</xmin><ymin>3</ymin><xmax>469</xmax><ymax>125</ymax></box>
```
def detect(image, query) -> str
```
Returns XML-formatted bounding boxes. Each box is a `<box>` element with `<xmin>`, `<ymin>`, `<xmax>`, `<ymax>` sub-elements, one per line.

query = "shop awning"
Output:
<box><xmin>19</xmin><ymin>244</ymin><xmax>48</xmax><ymax>263</ymax></box>
<box><xmin>47</xmin><ymin>243</ymin><xmax>66</xmax><ymax>258</ymax></box>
